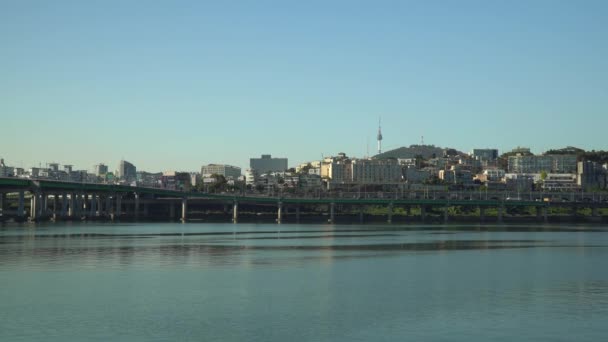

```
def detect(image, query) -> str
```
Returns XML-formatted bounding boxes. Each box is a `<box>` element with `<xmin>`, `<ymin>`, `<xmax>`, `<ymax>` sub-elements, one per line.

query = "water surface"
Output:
<box><xmin>1</xmin><ymin>222</ymin><xmax>607</xmax><ymax>341</ymax></box>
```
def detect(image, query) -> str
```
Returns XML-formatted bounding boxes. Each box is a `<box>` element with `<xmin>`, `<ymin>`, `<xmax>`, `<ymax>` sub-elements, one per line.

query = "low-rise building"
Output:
<box><xmin>577</xmin><ymin>161</ymin><xmax>607</xmax><ymax>190</ymax></box>
<box><xmin>508</xmin><ymin>154</ymin><xmax>577</xmax><ymax>174</ymax></box>
<box><xmin>161</xmin><ymin>171</ymin><xmax>192</xmax><ymax>191</ymax></box>
<box><xmin>542</xmin><ymin>174</ymin><xmax>578</xmax><ymax>191</ymax></box>
<box><xmin>483</xmin><ymin>168</ymin><xmax>505</xmax><ymax>182</ymax></box>
<box><xmin>201</xmin><ymin>164</ymin><xmax>241</xmax><ymax>180</ymax></box>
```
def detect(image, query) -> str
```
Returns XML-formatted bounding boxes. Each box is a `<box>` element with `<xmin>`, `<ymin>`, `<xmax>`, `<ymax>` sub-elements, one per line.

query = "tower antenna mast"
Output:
<box><xmin>377</xmin><ymin>117</ymin><xmax>383</xmax><ymax>154</ymax></box>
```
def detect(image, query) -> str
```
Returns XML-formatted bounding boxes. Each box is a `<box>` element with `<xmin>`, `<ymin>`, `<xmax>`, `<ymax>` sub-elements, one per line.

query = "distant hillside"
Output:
<box><xmin>374</xmin><ymin>145</ymin><xmax>462</xmax><ymax>159</ymax></box>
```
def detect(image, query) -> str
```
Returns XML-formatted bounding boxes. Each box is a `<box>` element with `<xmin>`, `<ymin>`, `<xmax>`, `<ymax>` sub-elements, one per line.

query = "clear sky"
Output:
<box><xmin>1</xmin><ymin>0</ymin><xmax>607</xmax><ymax>173</ymax></box>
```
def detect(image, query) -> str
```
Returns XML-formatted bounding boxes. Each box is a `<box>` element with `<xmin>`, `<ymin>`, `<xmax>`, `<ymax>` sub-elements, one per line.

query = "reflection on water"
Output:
<box><xmin>1</xmin><ymin>222</ymin><xmax>608</xmax><ymax>341</ymax></box>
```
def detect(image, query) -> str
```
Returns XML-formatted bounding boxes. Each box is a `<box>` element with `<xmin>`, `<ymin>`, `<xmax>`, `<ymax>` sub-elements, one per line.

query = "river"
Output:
<box><xmin>1</xmin><ymin>222</ymin><xmax>607</xmax><ymax>341</ymax></box>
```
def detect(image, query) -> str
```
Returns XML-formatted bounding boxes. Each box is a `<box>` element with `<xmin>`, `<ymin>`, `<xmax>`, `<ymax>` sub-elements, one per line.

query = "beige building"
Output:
<box><xmin>201</xmin><ymin>164</ymin><xmax>242</xmax><ymax>179</ymax></box>
<box><xmin>320</xmin><ymin>153</ymin><xmax>402</xmax><ymax>188</ymax></box>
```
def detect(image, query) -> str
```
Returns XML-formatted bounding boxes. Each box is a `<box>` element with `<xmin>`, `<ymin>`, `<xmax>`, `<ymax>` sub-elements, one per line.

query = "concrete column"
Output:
<box><xmin>536</xmin><ymin>206</ymin><xmax>542</xmax><ymax>221</ymax></box>
<box><xmin>277</xmin><ymin>202</ymin><xmax>283</xmax><ymax>224</ymax></box>
<box><xmin>543</xmin><ymin>207</ymin><xmax>548</xmax><ymax>223</ymax></box>
<box><xmin>52</xmin><ymin>194</ymin><xmax>58</xmax><ymax>221</ymax></box>
<box><xmin>116</xmin><ymin>195</ymin><xmax>122</xmax><ymax>219</ymax></box>
<box><xmin>0</xmin><ymin>192</ymin><xmax>4</xmax><ymax>215</ymax></box>
<box><xmin>497</xmin><ymin>204</ymin><xmax>504</xmax><ymax>223</ymax></box>
<box><xmin>406</xmin><ymin>206</ymin><xmax>411</xmax><ymax>216</ymax></box>
<box><xmin>143</xmin><ymin>203</ymin><xmax>149</xmax><ymax>218</ymax></box>
<box><xmin>68</xmin><ymin>193</ymin><xmax>75</xmax><ymax>218</ymax></box>
<box><xmin>480</xmin><ymin>206</ymin><xmax>485</xmax><ymax>222</ymax></box>
<box><xmin>18</xmin><ymin>191</ymin><xmax>25</xmax><ymax>218</ymax></box>
<box><xmin>90</xmin><ymin>194</ymin><xmax>97</xmax><ymax>217</ymax></box>
<box><xmin>295</xmin><ymin>205</ymin><xmax>301</xmax><ymax>223</ymax></box>
<box><xmin>232</xmin><ymin>201</ymin><xmax>238</xmax><ymax>223</ymax></box>
<box><xmin>443</xmin><ymin>204</ymin><xmax>449</xmax><ymax>223</ymax></box>
<box><xmin>592</xmin><ymin>206</ymin><xmax>599</xmax><ymax>217</ymax></box>
<box><xmin>61</xmin><ymin>193</ymin><xmax>68</xmax><ymax>217</ymax></box>
<box><xmin>81</xmin><ymin>193</ymin><xmax>87</xmax><ymax>217</ymax></box>
<box><xmin>571</xmin><ymin>206</ymin><xmax>577</xmax><ymax>218</ymax></box>
<box><xmin>359</xmin><ymin>205</ymin><xmax>364</xmax><ymax>224</ymax></box>
<box><xmin>105</xmin><ymin>196</ymin><xmax>111</xmax><ymax>217</ymax></box>
<box><xmin>43</xmin><ymin>194</ymin><xmax>49</xmax><ymax>217</ymax></box>
<box><xmin>39</xmin><ymin>193</ymin><xmax>46</xmax><ymax>218</ymax></box>
<box><xmin>134</xmin><ymin>193</ymin><xmax>140</xmax><ymax>220</ymax></box>
<box><xmin>181</xmin><ymin>198</ymin><xmax>188</xmax><ymax>222</ymax></box>
<box><xmin>329</xmin><ymin>202</ymin><xmax>335</xmax><ymax>224</ymax></box>
<box><xmin>387</xmin><ymin>202</ymin><xmax>393</xmax><ymax>224</ymax></box>
<box><xmin>421</xmin><ymin>205</ymin><xmax>426</xmax><ymax>221</ymax></box>
<box><xmin>97</xmin><ymin>196</ymin><xmax>103</xmax><ymax>216</ymax></box>
<box><xmin>30</xmin><ymin>193</ymin><xmax>38</xmax><ymax>221</ymax></box>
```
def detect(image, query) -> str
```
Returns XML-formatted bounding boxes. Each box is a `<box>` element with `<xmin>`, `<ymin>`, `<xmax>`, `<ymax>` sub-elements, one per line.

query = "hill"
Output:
<box><xmin>374</xmin><ymin>145</ymin><xmax>462</xmax><ymax>160</ymax></box>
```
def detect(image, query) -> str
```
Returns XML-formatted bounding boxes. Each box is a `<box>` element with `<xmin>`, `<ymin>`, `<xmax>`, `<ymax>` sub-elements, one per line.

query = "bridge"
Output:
<box><xmin>1</xmin><ymin>177</ymin><xmax>607</xmax><ymax>223</ymax></box>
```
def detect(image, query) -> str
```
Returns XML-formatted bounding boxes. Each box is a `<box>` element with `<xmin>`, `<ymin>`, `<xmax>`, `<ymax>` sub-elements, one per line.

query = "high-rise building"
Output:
<box><xmin>201</xmin><ymin>164</ymin><xmax>241</xmax><ymax>179</ymax></box>
<box><xmin>471</xmin><ymin>149</ymin><xmax>498</xmax><ymax>161</ymax></box>
<box><xmin>250</xmin><ymin>155</ymin><xmax>288</xmax><ymax>173</ymax></box>
<box><xmin>118</xmin><ymin>160</ymin><xmax>137</xmax><ymax>182</ymax></box>
<box><xmin>94</xmin><ymin>163</ymin><xmax>108</xmax><ymax>176</ymax></box>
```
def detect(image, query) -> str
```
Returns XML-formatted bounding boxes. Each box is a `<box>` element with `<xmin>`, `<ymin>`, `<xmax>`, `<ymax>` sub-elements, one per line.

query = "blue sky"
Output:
<box><xmin>1</xmin><ymin>0</ymin><xmax>607</xmax><ymax>173</ymax></box>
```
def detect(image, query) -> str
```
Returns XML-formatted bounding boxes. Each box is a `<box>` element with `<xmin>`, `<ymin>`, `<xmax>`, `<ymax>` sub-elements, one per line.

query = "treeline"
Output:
<box><xmin>545</xmin><ymin>147</ymin><xmax>608</xmax><ymax>164</ymax></box>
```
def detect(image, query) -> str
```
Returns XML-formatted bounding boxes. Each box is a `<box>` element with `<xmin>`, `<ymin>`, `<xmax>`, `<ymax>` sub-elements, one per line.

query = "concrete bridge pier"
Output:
<box><xmin>109</xmin><ymin>196</ymin><xmax>115</xmax><ymax>221</ymax></box>
<box><xmin>68</xmin><ymin>193</ymin><xmax>75</xmax><ymax>218</ymax></box>
<box><xmin>387</xmin><ymin>202</ymin><xmax>393</xmax><ymax>224</ymax></box>
<box><xmin>104</xmin><ymin>196</ymin><xmax>111</xmax><ymax>218</ymax></box>
<box><xmin>115</xmin><ymin>195</ymin><xmax>122</xmax><ymax>220</ymax></box>
<box><xmin>81</xmin><ymin>193</ymin><xmax>87</xmax><ymax>219</ymax></box>
<box><xmin>39</xmin><ymin>193</ymin><xmax>47</xmax><ymax>219</ymax></box>
<box><xmin>60</xmin><ymin>193</ymin><xmax>67</xmax><ymax>218</ymax></box>
<box><xmin>232</xmin><ymin>201</ymin><xmax>238</xmax><ymax>223</ymax></box>
<box><xmin>277</xmin><ymin>202</ymin><xmax>283</xmax><ymax>224</ymax></box>
<box><xmin>479</xmin><ymin>206</ymin><xmax>486</xmax><ymax>222</ymax></box>
<box><xmin>51</xmin><ymin>194</ymin><xmax>58</xmax><ymax>221</ymax></box>
<box><xmin>359</xmin><ymin>205</ymin><xmax>364</xmax><ymax>224</ymax></box>
<box><xmin>329</xmin><ymin>202</ymin><xmax>335</xmax><ymax>224</ymax></box>
<box><xmin>295</xmin><ymin>205</ymin><xmax>300</xmax><ymax>223</ymax></box>
<box><xmin>443</xmin><ymin>204</ymin><xmax>449</xmax><ymax>223</ymax></box>
<box><xmin>17</xmin><ymin>191</ymin><xmax>25</xmax><ymax>219</ymax></box>
<box><xmin>90</xmin><ymin>194</ymin><xmax>97</xmax><ymax>218</ymax></box>
<box><xmin>143</xmin><ymin>202</ymin><xmax>149</xmax><ymax>219</ymax></box>
<box><xmin>181</xmin><ymin>198</ymin><xmax>188</xmax><ymax>223</ymax></box>
<box><xmin>536</xmin><ymin>206</ymin><xmax>542</xmax><ymax>222</ymax></box>
<box><xmin>543</xmin><ymin>206</ymin><xmax>548</xmax><ymax>223</ymax></box>
<box><xmin>30</xmin><ymin>192</ymin><xmax>39</xmax><ymax>221</ymax></box>
<box><xmin>420</xmin><ymin>205</ymin><xmax>427</xmax><ymax>222</ymax></box>
<box><xmin>80</xmin><ymin>193</ymin><xmax>87</xmax><ymax>219</ymax></box>
<box><xmin>96</xmin><ymin>195</ymin><xmax>103</xmax><ymax>217</ymax></box>
<box><xmin>497</xmin><ymin>204</ymin><xmax>504</xmax><ymax>223</ymax></box>
<box><xmin>134</xmin><ymin>193</ymin><xmax>140</xmax><ymax>221</ymax></box>
<box><xmin>0</xmin><ymin>192</ymin><xmax>4</xmax><ymax>216</ymax></box>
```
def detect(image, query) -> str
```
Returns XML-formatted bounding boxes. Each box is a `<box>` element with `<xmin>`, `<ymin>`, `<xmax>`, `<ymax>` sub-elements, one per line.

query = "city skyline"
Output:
<box><xmin>2</xmin><ymin>1</ymin><xmax>607</xmax><ymax>171</ymax></box>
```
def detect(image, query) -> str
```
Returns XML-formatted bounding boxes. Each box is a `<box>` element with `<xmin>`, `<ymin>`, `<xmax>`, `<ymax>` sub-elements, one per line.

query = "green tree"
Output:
<box><xmin>208</xmin><ymin>174</ymin><xmax>227</xmax><ymax>193</ymax></box>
